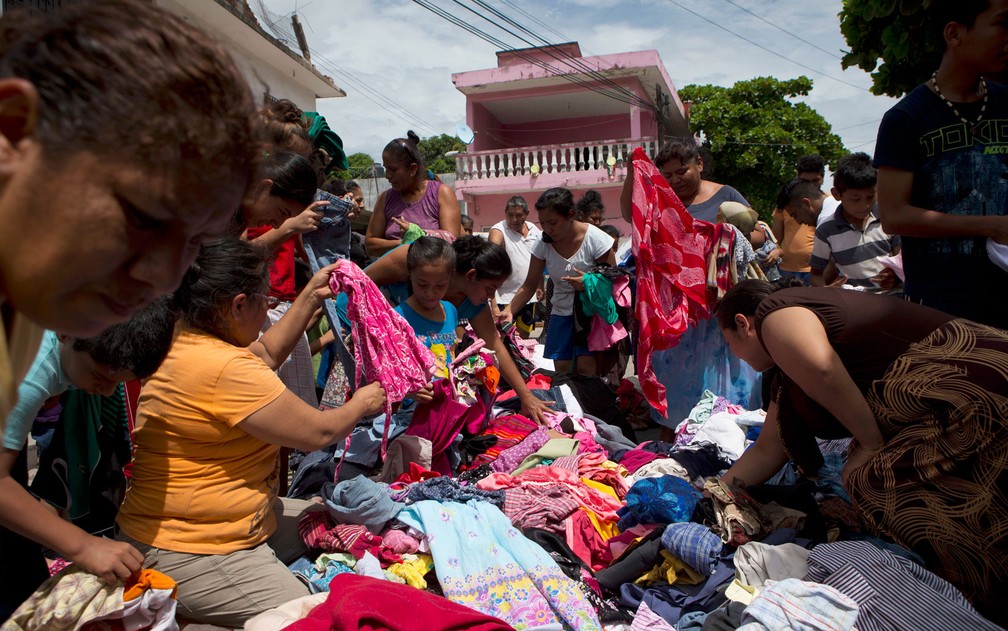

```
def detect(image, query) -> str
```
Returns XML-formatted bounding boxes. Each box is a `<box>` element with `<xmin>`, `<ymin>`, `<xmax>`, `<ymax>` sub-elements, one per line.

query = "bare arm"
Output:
<box><xmin>761</xmin><ymin>307</ymin><xmax>884</xmax><ymax>450</ymax></box>
<box><xmin>487</xmin><ymin>227</ymin><xmax>504</xmax><ymax>247</ymax></box>
<box><xmin>239</xmin><ymin>383</ymin><xmax>386</xmax><ymax>452</ymax></box>
<box><xmin>0</xmin><ymin>449</ymin><xmax>143</xmax><ymax>584</ymax></box>
<box><xmin>721</xmin><ymin>402</ymin><xmax>788</xmax><ymax>487</ymax></box>
<box><xmin>619</xmin><ymin>164</ymin><xmax>634</xmax><ymax>223</ymax></box>
<box><xmin>504</xmin><ymin>256</ymin><xmax>546</xmax><ymax>319</ymax></box>
<box><xmin>248</xmin><ymin>262</ymin><xmax>337</xmax><ymax>370</ymax></box>
<box><xmin>878</xmin><ymin>167</ymin><xmax>1008</xmax><ymax>242</ymax></box>
<box><xmin>363</xmin><ymin>244</ymin><xmax>410</xmax><ymax>287</ymax></box>
<box><xmin>469</xmin><ymin>308</ymin><xmax>551</xmax><ymax>424</ymax></box>
<box><xmin>365</xmin><ymin>192</ymin><xmax>403</xmax><ymax>256</ymax></box>
<box><xmin>437</xmin><ymin>184</ymin><xmax>462</xmax><ymax>237</ymax></box>
<box><xmin>249</xmin><ymin>201</ymin><xmax>328</xmax><ymax>254</ymax></box>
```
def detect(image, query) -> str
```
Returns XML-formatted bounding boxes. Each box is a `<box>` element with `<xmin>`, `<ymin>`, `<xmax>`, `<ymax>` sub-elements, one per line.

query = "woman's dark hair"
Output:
<box><xmin>0</xmin><ymin>0</ymin><xmax>258</xmax><ymax>184</ymax></box>
<box><xmin>262</xmin><ymin>151</ymin><xmax>318</xmax><ymax>206</ymax></box>
<box><xmin>575</xmin><ymin>189</ymin><xmax>604</xmax><ymax>220</ymax></box>
<box><xmin>453</xmin><ymin>235</ymin><xmax>512</xmax><ymax>281</ymax></box>
<box><xmin>72</xmin><ymin>296</ymin><xmax>178</xmax><ymax>379</ymax></box>
<box><xmin>601</xmin><ymin>224</ymin><xmax>621</xmax><ymax>241</ymax></box>
<box><xmin>407</xmin><ymin>236</ymin><xmax>456</xmax><ymax>272</ymax></box>
<box><xmin>174</xmin><ymin>238</ymin><xmax>269</xmax><ymax>341</ymax></box>
<box><xmin>383</xmin><ymin>130</ymin><xmax>425</xmax><ymax>171</ymax></box>
<box><xmin>713</xmin><ymin>278</ymin><xmax>804</xmax><ymax>330</ymax></box>
<box><xmin>653</xmin><ymin>136</ymin><xmax>701</xmax><ymax>169</ymax></box>
<box><xmin>535</xmin><ymin>187</ymin><xmax>576</xmax><ymax>219</ymax></box>
<box><xmin>323</xmin><ymin>179</ymin><xmax>360</xmax><ymax>197</ymax></box>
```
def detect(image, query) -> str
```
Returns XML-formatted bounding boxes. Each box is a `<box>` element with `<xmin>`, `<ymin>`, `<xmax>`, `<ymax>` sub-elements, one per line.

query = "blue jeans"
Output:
<box><xmin>779</xmin><ymin>270</ymin><xmax>810</xmax><ymax>286</ymax></box>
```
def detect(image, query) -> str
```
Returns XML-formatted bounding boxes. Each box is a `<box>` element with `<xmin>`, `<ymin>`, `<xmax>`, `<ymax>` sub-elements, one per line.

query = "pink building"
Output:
<box><xmin>452</xmin><ymin>42</ymin><xmax>690</xmax><ymax>235</ymax></box>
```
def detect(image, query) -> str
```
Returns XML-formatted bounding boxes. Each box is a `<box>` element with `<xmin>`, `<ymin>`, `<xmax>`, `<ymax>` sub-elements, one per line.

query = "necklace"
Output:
<box><xmin>931</xmin><ymin>71</ymin><xmax>988</xmax><ymax>135</ymax></box>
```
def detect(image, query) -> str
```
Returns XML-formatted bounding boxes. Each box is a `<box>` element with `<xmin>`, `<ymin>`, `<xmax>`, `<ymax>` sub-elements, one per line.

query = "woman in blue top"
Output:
<box><xmin>395</xmin><ymin>237</ymin><xmax>459</xmax><ymax>383</ymax></box>
<box><xmin>366</xmin><ymin>236</ymin><xmax>551</xmax><ymax>424</ymax></box>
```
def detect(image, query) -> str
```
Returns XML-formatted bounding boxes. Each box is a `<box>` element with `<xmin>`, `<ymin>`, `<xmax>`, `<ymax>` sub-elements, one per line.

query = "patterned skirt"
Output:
<box><xmin>848</xmin><ymin>319</ymin><xmax>1008</xmax><ymax>623</ymax></box>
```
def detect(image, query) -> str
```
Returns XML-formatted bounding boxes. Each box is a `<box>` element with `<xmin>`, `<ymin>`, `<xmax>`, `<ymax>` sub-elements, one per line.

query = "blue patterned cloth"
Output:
<box><xmin>660</xmin><ymin>522</ymin><xmax>722</xmax><ymax>576</ymax></box>
<box><xmin>289</xmin><ymin>556</ymin><xmax>354</xmax><ymax>594</ymax></box>
<box><xmin>618</xmin><ymin>476</ymin><xmax>701</xmax><ymax>531</ymax></box>
<box><xmin>405</xmin><ymin>476</ymin><xmax>505</xmax><ymax>507</ymax></box>
<box><xmin>737</xmin><ymin>578</ymin><xmax>858</xmax><ymax>631</ymax></box>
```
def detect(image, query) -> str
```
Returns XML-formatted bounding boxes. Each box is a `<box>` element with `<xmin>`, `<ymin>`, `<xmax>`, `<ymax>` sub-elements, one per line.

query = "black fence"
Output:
<box><xmin>2</xmin><ymin>0</ymin><xmax>64</xmax><ymax>14</ymax></box>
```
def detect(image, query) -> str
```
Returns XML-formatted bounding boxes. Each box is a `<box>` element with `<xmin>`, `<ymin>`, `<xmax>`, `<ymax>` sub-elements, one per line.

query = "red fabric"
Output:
<box><xmin>617</xmin><ymin>449</ymin><xmax>665</xmax><ymax>474</ymax></box>
<box><xmin>282</xmin><ymin>574</ymin><xmax>515</xmax><ymax>631</ymax></box>
<box><xmin>298</xmin><ymin>512</ymin><xmax>401</xmax><ymax>566</ymax></box>
<box><xmin>630</xmin><ymin>147</ymin><xmax>715</xmax><ymax>417</ymax></box>
<box><xmin>565</xmin><ymin>509</ymin><xmax>613</xmax><ymax>571</ymax></box>
<box><xmin>246</xmin><ymin>225</ymin><xmax>298</xmax><ymax>301</ymax></box>
<box><xmin>395</xmin><ymin>462</ymin><xmax>440</xmax><ymax>485</ymax></box>
<box><xmin>122</xmin><ymin>379</ymin><xmax>141</xmax><ymax>479</ymax></box>
<box><xmin>406</xmin><ymin>379</ymin><xmax>487</xmax><ymax>475</ymax></box>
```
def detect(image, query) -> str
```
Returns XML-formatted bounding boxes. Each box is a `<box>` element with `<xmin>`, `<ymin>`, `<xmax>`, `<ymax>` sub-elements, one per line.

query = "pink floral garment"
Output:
<box><xmin>329</xmin><ymin>262</ymin><xmax>436</xmax><ymax>456</ymax></box>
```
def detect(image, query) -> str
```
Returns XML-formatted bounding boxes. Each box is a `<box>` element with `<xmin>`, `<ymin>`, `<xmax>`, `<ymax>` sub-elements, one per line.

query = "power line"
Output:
<box><xmin>464</xmin><ymin>0</ymin><xmax>653</xmax><ymax>109</ymax></box>
<box><xmin>411</xmin><ymin>0</ymin><xmax>655</xmax><ymax>111</ymax></box>
<box><xmin>835</xmin><ymin>118</ymin><xmax>880</xmax><ymax>131</ymax></box>
<box><xmin>720</xmin><ymin>0</ymin><xmax>844</xmax><ymax>61</ymax></box>
<box><xmin>663</xmin><ymin>0</ymin><xmax>871</xmax><ymax>93</ymax></box>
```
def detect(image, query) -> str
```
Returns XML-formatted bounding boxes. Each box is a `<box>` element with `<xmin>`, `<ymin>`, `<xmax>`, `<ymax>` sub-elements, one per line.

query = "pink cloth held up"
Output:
<box><xmin>630</xmin><ymin>147</ymin><xmax>712</xmax><ymax>417</ymax></box>
<box><xmin>328</xmin><ymin>262</ymin><xmax>436</xmax><ymax>457</ymax></box>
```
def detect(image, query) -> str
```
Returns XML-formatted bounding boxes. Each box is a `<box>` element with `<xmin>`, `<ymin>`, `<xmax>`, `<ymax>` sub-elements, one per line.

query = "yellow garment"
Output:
<box><xmin>117</xmin><ymin>327</ymin><xmax>287</xmax><ymax>554</ymax></box>
<box><xmin>386</xmin><ymin>554</ymin><xmax>434</xmax><ymax>589</ymax></box>
<box><xmin>773</xmin><ymin>209</ymin><xmax>816</xmax><ymax>273</ymax></box>
<box><xmin>725</xmin><ymin>578</ymin><xmax>760</xmax><ymax>605</ymax></box>
<box><xmin>0</xmin><ymin>312</ymin><xmax>45</xmax><ymax>435</ymax></box>
<box><xmin>579</xmin><ymin>478</ymin><xmax>620</xmax><ymax>540</ymax></box>
<box><xmin>635</xmin><ymin>550</ymin><xmax>705</xmax><ymax>587</ymax></box>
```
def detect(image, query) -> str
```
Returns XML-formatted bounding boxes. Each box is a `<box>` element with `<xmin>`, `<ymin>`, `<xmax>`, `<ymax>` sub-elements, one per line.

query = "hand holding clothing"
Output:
<box><xmin>284</xmin><ymin>200</ymin><xmax>328</xmax><ymax>235</ymax></box>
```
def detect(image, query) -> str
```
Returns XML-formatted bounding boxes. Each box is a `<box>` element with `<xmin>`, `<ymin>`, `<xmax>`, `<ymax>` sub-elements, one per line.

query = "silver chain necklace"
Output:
<box><xmin>931</xmin><ymin>71</ymin><xmax>988</xmax><ymax>135</ymax></box>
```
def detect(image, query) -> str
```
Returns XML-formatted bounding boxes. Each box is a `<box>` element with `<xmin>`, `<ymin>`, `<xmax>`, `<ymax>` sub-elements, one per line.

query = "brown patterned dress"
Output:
<box><xmin>755</xmin><ymin>287</ymin><xmax>1008</xmax><ymax>623</ymax></box>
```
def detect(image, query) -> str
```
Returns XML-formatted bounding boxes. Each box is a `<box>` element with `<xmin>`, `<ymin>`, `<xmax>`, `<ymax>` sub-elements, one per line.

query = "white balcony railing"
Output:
<box><xmin>455</xmin><ymin>137</ymin><xmax>659</xmax><ymax>181</ymax></box>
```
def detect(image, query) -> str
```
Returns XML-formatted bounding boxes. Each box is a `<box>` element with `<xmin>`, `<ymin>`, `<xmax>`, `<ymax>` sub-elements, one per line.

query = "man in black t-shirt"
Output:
<box><xmin>874</xmin><ymin>0</ymin><xmax>1008</xmax><ymax>329</ymax></box>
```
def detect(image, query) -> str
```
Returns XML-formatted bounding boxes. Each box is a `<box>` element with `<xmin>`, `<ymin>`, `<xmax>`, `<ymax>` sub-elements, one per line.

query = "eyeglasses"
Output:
<box><xmin>253</xmin><ymin>292</ymin><xmax>280</xmax><ymax>308</ymax></box>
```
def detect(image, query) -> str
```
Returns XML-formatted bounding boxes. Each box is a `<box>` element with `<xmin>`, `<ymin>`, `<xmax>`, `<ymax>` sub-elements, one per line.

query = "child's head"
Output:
<box><xmin>576</xmin><ymin>190</ymin><xmax>605</xmax><ymax>226</ymax></box>
<box><xmin>535</xmin><ymin>187</ymin><xmax>577</xmax><ymax>243</ymax></box>
<box><xmin>717</xmin><ymin>201</ymin><xmax>759</xmax><ymax>235</ymax></box>
<box><xmin>777</xmin><ymin>177</ymin><xmax>823</xmax><ymax>226</ymax></box>
<box><xmin>460</xmin><ymin>215</ymin><xmax>474</xmax><ymax>236</ymax></box>
<box><xmin>453</xmin><ymin>235</ymin><xmax>512</xmax><ymax>304</ymax></box>
<box><xmin>600</xmin><ymin>224</ymin><xmax>621</xmax><ymax>243</ymax></box>
<box><xmin>407</xmin><ymin>236</ymin><xmax>457</xmax><ymax>309</ymax></box>
<box><xmin>934</xmin><ymin>0</ymin><xmax>1008</xmax><ymax>74</ymax></box>
<box><xmin>62</xmin><ymin>296</ymin><xmax>178</xmax><ymax>396</ymax></box>
<box><xmin>831</xmin><ymin>152</ymin><xmax>878</xmax><ymax>221</ymax></box>
<box><xmin>261</xmin><ymin>99</ymin><xmax>311</xmax><ymax>156</ymax></box>
<box><xmin>0</xmin><ymin>0</ymin><xmax>259</xmax><ymax>337</ymax></box>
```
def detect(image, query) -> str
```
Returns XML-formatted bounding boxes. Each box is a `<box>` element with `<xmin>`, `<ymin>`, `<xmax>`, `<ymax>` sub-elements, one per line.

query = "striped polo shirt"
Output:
<box><xmin>809</xmin><ymin>206</ymin><xmax>900</xmax><ymax>289</ymax></box>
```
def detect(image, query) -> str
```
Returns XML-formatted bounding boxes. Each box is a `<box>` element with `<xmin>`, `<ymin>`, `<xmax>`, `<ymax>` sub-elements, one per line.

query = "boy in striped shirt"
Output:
<box><xmin>810</xmin><ymin>152</ymin><xmax>901</xmax><ymax>293</ymax></box>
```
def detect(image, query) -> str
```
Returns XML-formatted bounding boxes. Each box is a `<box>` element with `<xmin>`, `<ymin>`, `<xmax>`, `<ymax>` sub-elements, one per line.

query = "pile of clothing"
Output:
<box><xmin>266</xmin><ymin>380</ymin><xmax>1001</xmax><ymax>631</ymax></box>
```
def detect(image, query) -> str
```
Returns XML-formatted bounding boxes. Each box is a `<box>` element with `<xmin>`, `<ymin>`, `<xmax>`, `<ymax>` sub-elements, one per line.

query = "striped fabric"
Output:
<box><xmin>737</xmin><ymin>578</ymin><xmax>858</xmax><ymax>631</ymax></box>
<box><xmin>804</xmin><ymin>541</ymin><xmax>1001</xmax><ymax>631</ymax></box>
<box><xmin>809</xmin><ymin>208</ymin><xmax>899</xmax><ymax>287</ymax></box>
<box><xmin>469</xmin><ymin>414</ymin><xmax>540</xmax><ymax>468</ymax></box>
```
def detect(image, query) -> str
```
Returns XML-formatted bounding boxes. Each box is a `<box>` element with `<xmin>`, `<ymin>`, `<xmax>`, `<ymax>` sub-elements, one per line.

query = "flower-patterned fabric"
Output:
<box><xmin>399</xmin><ymin>500</ymin><xmax>602</xmax><ymax>631</ymax></box>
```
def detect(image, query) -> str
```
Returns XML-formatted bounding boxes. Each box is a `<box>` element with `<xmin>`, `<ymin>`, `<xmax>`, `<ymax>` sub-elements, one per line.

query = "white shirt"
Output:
<box><xmin>532</xmin><ymin>224</ymin><xmax>615</xmax><ymax>316</ymax></box>
<box><xmin>492</xmin><ymin>220</ymin><xmax>542</xmax><ymax>304</ymax></box>
<box><xmin>818</xmin><ymin>196</ymin><xmax>841</xmax><ymax>227</ymax></box>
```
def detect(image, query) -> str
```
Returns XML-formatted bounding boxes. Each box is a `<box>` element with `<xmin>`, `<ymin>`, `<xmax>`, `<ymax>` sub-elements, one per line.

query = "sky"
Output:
<box><xmin>256</xmin><ymin>0</ymin><xmax>899</xmax><ymax>172</ymax></box>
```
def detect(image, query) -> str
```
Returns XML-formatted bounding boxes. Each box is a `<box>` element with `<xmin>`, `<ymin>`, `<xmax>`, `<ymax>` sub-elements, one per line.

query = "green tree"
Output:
<box><xmin>417</xmin><ymin>133</ymin><xmax>467</xmax><ymax>175</ymax></box>
<box><xmin>330</xmin><ymin>152</ymin><xmax>376</xmax><ymax>180</ymax></box>
<box><xmin>839</xmin><ymin>0</ymin><xmax>939</xmax><ymax>98</ymax></box>
<box><xmin>679</xmin><ymin>76</ymin><xmax>846</xmax><ymax>221</ymax></box>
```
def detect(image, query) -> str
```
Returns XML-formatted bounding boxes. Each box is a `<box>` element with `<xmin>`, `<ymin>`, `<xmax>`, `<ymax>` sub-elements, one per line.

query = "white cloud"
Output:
<box><xmin>258</xmin><ymin>0</ymin><xmax>904</xmax><ymax>163</ymax></box>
